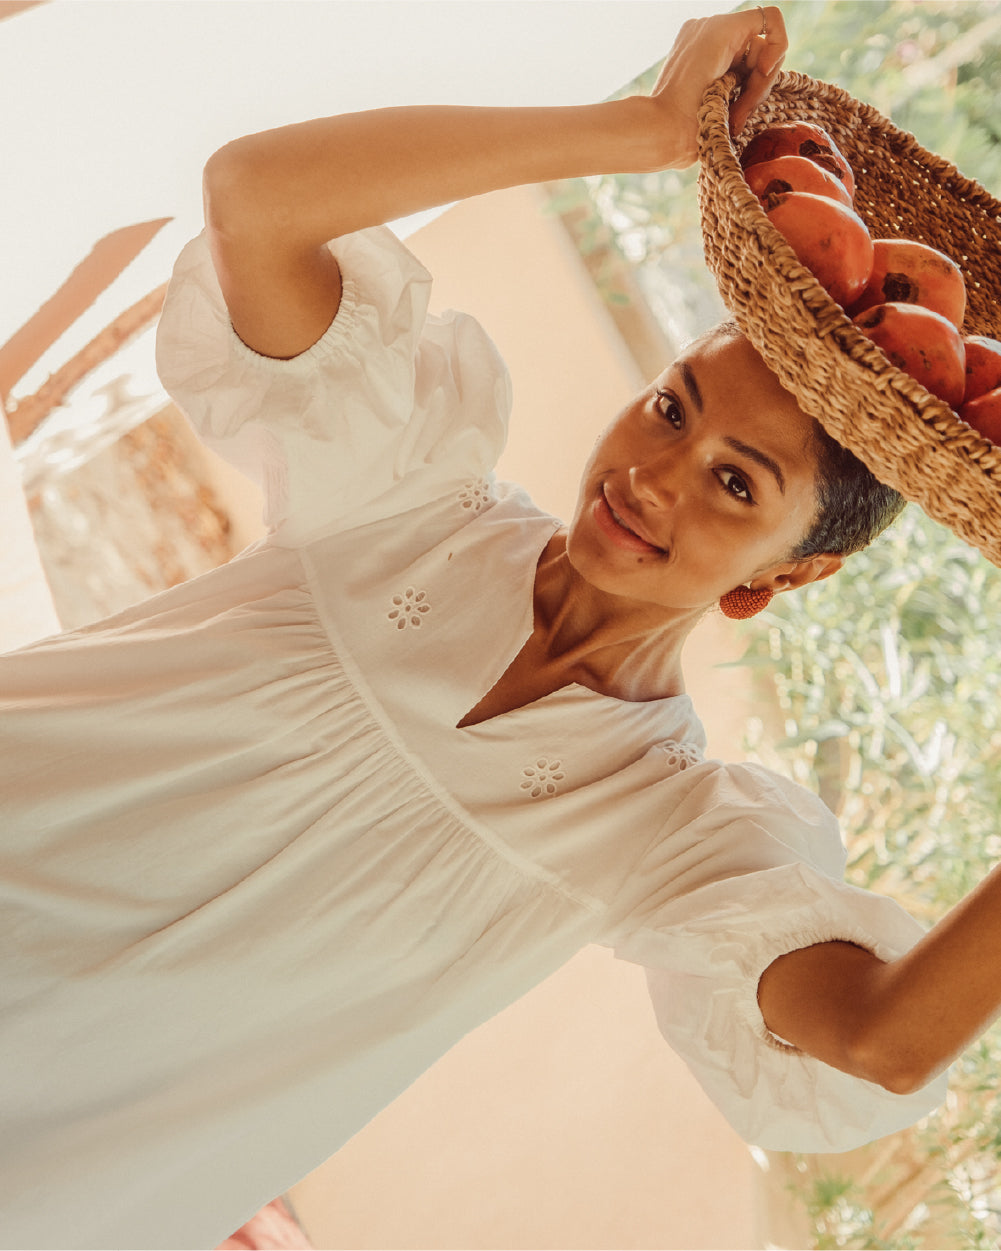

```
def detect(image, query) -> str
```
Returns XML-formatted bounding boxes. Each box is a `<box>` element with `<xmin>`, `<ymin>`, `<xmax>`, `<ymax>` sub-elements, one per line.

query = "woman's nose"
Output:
<box><xmin>629</xmin><ymin>454</ymin><xmax>681</xmax><ymax>509</ymax></box>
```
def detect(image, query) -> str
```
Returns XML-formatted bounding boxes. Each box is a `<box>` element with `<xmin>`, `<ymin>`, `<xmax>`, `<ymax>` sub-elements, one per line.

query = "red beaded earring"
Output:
<box><xmin>719</xmin><ymin>585</ymin><xmax>774</xmax><ymax>620</ymax></box>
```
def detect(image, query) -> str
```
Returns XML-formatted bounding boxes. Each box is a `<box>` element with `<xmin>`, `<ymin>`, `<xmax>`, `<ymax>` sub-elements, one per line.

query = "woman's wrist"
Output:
<box><xmin>603</xmin><ymin>94</ymin><xmax>690</xmax><ymax>174</ymax></box>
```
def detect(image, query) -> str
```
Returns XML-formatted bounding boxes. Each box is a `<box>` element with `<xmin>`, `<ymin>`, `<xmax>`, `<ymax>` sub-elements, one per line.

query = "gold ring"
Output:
<box><xmin>758</xmin><ymin>4</ymin><xmax>767</xmax><ymax>36</ymax></box>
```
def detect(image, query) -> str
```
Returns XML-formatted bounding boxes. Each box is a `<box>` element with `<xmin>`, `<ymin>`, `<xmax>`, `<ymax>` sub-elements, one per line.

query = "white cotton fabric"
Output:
<box><xmin>0</xmin><ymin>226</ymin><xmax>947</xmax><ymax>1250</ymax></box>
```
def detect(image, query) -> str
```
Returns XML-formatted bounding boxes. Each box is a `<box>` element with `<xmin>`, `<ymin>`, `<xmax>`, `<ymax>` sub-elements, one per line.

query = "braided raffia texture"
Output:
<box><xmin>697</xmin><ymin>70</ymin><xmax>1001</xmax><ymax>567</ymax></box>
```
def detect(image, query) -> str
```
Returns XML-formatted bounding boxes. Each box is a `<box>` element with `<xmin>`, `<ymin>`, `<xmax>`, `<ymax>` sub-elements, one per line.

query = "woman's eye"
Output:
<box><xmin>654</xmin><ymin>390</ymin><xmax>683</xmax><ymax>427</ymax></box>
<box><xmin>719</xmin><ymin>469</ymin><xmax>754</xmax><ymax>504</ymax></box>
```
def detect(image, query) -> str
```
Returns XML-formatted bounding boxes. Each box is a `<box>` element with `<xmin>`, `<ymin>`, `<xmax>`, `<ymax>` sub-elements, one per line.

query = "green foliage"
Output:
<box><xmin>547</xmin><ymin>2</ymin><xmax>1001</xmax><ymax>1245</ymax></box>
<box><xmin>743</xmin><ymin>508</ymin><xmax>1001</xmax><ymax>1249</ymax></box>
<box><xmin>800</xmin><ymin>1170</ymin><xmax>919</xmax><ymax>1249</ymax></box>
<box><xmin>743</xmin><ymin>507</ymin><xmax>1001</xmax><ymax>921</ymax></box>
<box><xmin>545</xmin><ymin>58</ymin><xmax>725</xmax><ymax>351</ymax></box>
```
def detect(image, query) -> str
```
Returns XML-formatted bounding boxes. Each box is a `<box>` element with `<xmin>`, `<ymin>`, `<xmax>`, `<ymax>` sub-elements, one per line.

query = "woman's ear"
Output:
<box><xmin>758</xmin><ymin>552</ymin><xmax>845</xmax><ymax>595</ymax></box>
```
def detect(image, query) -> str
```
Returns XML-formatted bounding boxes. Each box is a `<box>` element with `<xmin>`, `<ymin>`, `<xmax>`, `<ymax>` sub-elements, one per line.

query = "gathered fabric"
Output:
<box><xmin>0</xmin><ymin>225</ymin><xmax>946</xmax><ymax>1250</ymax></box>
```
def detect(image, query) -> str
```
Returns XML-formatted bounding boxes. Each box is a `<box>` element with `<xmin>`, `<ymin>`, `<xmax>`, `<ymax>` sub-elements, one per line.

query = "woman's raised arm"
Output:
<box><xmin>758</xmin><ymin>860</ymin><xmax>1001</xmax><ymax>1094</ymax></box>
<box><xmin>201</xmin><ymin>6</ymin><xmax>785</xmax><ymax>359</ymax></box>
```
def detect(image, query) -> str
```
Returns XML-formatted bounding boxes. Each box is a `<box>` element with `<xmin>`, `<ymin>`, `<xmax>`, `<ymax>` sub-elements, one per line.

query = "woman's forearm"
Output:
<box><xmin>202</xmin><ymin>5</ymin><xmax>787</xmax><ymax>249</ymax></box>
<box><xmin>203</xmin><ymin>97</ymin><xmax>665</xmax><ymax>247</ymax></box>
<box><xmin>201</xmin><ymin>8</ymin><xmax>786</xmax><ymax>357</ymax></box>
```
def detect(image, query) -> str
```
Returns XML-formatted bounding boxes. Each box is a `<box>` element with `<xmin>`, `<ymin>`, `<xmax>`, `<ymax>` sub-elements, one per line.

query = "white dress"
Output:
<box><xmin>0</xmin><ymin>226</ymin><xmax>947</xmax><ymax>1250</ymax></box>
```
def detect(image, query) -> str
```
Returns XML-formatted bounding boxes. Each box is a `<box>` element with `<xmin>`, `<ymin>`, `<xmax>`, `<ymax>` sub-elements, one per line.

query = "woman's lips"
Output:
<box><xmin>593</xmin><ymin>488</ymin><xmax>664</xmax><ymax>554</ymax></box>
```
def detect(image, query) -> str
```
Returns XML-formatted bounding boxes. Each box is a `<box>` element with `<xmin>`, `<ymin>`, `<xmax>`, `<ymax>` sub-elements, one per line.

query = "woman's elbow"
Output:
<box><xmin>760</xmin><ymin>943</ymin><xmax>940</xmax><ymax>1096</ymax></box>
<box><xmin>861</xmin><ymin>1059</ymin><xmax>927</xmax><ymax>1097</ymax></box>
<box><xmin>202</xmin><ymin>141</ymin><xmax>252</xmax><ymax>237</ymax></box>
<box><xmin>203</xmin><ymin>137</ymin><xmax>305</xmax><ymax>250</ymax></box>
<box><xmin>845</xmin><ymin>1026</ymin><xmax>937</xmax><ymax>1096</ymax></box>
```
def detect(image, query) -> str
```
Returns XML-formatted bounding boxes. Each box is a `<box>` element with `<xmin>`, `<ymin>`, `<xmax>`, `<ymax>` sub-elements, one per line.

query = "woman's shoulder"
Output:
<box><xmin>155</xmin><ymin>226</ymin><xmax>515</xmax><ymax>541</ymax></box>
<box><xmin>620</xmin><ymin>750</ymin><xmax>848</xmax><ymax>883</ymax></box>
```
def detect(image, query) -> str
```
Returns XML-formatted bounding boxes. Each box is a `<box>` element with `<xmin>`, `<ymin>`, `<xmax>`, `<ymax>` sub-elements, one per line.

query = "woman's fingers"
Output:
<box><xmin>735</xmin><ymin>5</ymin><xmax>787</xmax><ymax>77</ymax></box>
<box><xmin>647</xmin><ymin>5</ymin><xmax>789</xmax><ymax>168</ymax></box>
<box><xmin>729</xmin><ymin>6</ymin><xmax>788</xmax><ymax>134</ymax></box>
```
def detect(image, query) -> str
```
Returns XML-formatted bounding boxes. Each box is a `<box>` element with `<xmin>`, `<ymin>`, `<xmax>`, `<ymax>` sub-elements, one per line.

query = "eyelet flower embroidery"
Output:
<box><xmin>458</xmin><ymin>477</ymin><xmax>491</xmax><ymax>513</ymax></box>
<box><xmin>656</xmin><ymin>740</ymin><xmax>703</xmax><ymax>771</ymax></box>
<box><xmin>387</xmin><ymin>587</ymin><xmax>431</xmax><ymax>630</ymax></box>
<box><xmin>520</xmin><ymin>757</ymin><xmax>566</xmax><ymax>798</ymax></box>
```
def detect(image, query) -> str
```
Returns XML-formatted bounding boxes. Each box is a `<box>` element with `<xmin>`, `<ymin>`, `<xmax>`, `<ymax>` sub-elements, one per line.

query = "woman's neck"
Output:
<box><xmin>532</xmin><ymin>530</ymin><xmax>700</xmax><ymax>703</ymax></box>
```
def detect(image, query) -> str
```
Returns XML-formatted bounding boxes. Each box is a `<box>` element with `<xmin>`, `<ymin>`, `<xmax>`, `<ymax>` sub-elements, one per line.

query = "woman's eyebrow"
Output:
<box><xmin>679</xmin><ymin>359</ymin><xmax>786</xmax><ymax>494</ymax></box>
<box><xmin>679</xmin><ymin>360</ymin><xmax>704</xmax><ymax>411</ymax></box>
<box><xmin>724</xmin><ymin>436</ymin><xmax>786</xmax><ymax>494</ymax></box>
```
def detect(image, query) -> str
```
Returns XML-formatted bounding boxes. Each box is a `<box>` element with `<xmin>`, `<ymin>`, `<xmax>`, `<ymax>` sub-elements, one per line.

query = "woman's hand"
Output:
<box><xmin>646</xmin><ymin>5</ymin><xmax>788</xmax><ymax>170</ymax></box>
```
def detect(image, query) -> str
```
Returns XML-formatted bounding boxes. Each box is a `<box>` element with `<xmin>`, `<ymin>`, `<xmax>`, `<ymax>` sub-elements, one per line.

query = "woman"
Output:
<box><xmin>3</xmin><ymin>8</ymin><xmax>1000</xmax><ymax>1248</ymax></box>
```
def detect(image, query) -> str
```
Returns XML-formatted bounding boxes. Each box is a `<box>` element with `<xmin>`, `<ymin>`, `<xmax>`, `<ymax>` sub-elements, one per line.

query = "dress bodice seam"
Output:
<box><xmin>298</xmin><ymin>544</ymin><xmax>607</xmax><ymax>917</ymax></box>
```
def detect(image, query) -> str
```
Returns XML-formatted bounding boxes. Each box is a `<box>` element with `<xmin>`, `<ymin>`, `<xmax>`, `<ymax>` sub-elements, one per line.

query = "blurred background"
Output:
<box><xmin>3</xmin><ymin>2</ymin><xmax>1001</xmax><ymax>1247</ymax></box>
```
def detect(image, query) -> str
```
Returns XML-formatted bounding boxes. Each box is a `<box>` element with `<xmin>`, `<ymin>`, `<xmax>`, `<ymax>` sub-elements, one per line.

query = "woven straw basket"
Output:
<box><xmin>697</xmin><ymin>70</ymin><xmax>1001</xmax><ymax>567</ymax></box>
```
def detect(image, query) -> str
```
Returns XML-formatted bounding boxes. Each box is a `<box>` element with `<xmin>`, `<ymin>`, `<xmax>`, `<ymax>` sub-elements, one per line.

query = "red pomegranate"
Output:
<box><xmin>962</xmin><ymin>336</ymin><xmax>1001</xmax><ymax>404</ymax></box>
<box><xmin>741</xmin><ymin>122</ymin><xmax>856</xmax><ymax>199</ymax></box>
<box><xmin>850</xmin><ymin>239</ymin><xmax>967</xmax><ymax>328</ymax></box>
<box><xmin>745</xmin><ymin>155</ymin><xmax>854</xmax><ymax>208</ymax></box>
<box><xmin>853</xmin><ymin>303</ymin><xmax>966</xmax><ymax>408</ymax></box>
<box><xmin>766</xmin><ymin>192</ymin><xmax>873</xmax><ymax>308</ymax></box>
<box><xmin>959</xmin><ymin>387</ymin><xmax>1001</xmax><ymax>445</ymax></box>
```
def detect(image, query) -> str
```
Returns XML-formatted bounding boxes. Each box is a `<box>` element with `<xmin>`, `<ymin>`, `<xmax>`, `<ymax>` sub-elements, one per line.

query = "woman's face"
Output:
<box><xmin>567</xmin><ymin>330</ymin><xmax>824</xmax><ymax>615</ymax></box>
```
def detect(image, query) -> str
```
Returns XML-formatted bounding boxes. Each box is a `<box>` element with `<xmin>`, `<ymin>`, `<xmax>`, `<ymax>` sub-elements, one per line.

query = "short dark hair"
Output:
<box><xmin>792</xmin><ymin>420</ymin><xmax>906</xmax><ymax>558</ymax></box>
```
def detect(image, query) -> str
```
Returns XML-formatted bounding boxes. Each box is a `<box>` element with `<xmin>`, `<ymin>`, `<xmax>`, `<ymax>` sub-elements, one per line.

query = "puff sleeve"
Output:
<box><xmin>154</xmin><ymin>226</ymin><xmax>511</xmax><ymax>544</ymax></box>
<box><xmin>607</xmin><ymin>762</ymin><xmax>949</xmax><ymax>1153</ymax></box>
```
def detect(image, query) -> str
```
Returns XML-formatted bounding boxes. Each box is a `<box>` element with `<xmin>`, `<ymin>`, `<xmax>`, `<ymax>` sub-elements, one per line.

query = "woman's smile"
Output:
<box><xmin>593</xmin><ymin>484</ymin><xmax>667</xmax><ymax>556</ymax></box>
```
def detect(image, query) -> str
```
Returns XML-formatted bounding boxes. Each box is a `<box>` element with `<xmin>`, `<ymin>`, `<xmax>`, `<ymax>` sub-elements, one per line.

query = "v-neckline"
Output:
<box><xmin>455</xmin><ymin>658</ymin><xmax>580</xmax><ymax>729</ymax></box>
<box><xmin>454</xmin><ymin>527</ymin><xmax>686</xmax><ymax>730</ymax></box>
<box><xmin>456</xmin><ymin>677</ymin><xmax>693</xmax><ymax>732</ymax></box>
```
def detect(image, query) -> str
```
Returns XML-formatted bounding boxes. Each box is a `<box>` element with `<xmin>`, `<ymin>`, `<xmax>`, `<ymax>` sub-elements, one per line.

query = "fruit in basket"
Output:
<box><xmin>850</xmin><ymin>239</ymin><xmax>967</xmax><ymax>327</ymax></box>
<box><xmin>853</xmin><ymin>303</ymin><xmax>966</xmax><ymax>407</ymax></box>
<box><xmin>741</xmin><ymin>122</ymin><xmax>856</xmax><ymax>199</ymax></box>
<box><xmin>765</xmin><ymin>192</ymin><xmax>873</xmax><ymax>307</ymax></box>
<box><xmin>962</xmin><ymin>336</ymin><xmax>1001</xmax><ymax>403</ymax></box>
<box><xmin>958</xmin><ymin>387</ymin><xmax>1001</xmax><ymax>444</ymax></box>
<box><xmin>744</xmin><ymin>155</ymin><xmax>854</xmax><ymax>208</ymax></box>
